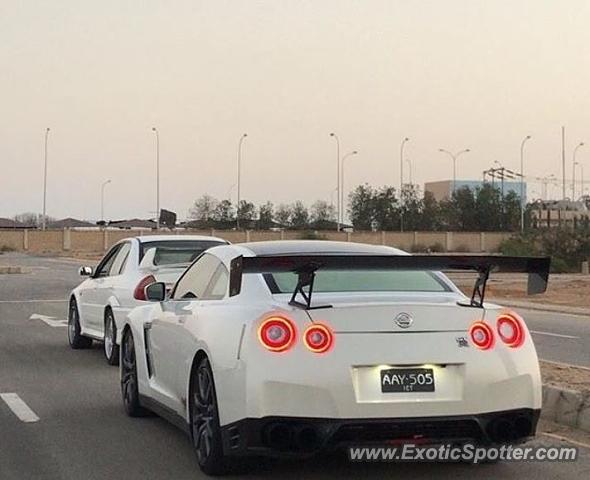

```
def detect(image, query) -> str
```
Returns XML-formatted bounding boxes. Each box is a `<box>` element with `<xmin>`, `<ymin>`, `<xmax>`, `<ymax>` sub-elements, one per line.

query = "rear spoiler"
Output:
<box><xmin>229</xmin><ymin>254</ymin><xmax>551</xmax><ymax>309</ymax></box>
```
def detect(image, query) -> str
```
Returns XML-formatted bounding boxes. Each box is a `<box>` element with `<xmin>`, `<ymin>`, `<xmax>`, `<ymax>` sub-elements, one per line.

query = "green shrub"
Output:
<box><xmin>299</xmin><ymin>231</ymin><xmax>326</xmax><ymax>240</ymax></box>
<box><xmin>0</xmin><ymin>245</ymin><xmax>15</xmax><ymax>253</ymax></box>
<box><xmin>429</xmin><ymin>242</ymin><xmax>445</xmax><ymax>253</ymax></box>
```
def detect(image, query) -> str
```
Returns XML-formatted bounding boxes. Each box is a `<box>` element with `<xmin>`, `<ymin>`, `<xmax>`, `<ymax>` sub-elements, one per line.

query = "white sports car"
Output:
<box><xmin>119</xmin><ymin>241</ymin><xmax>550</xmax><ymax>475</ymax></box>
<box><xmin>67</xmin><ymin>235</ymin><xmax>227</xmax><ymax>364</ymax></box>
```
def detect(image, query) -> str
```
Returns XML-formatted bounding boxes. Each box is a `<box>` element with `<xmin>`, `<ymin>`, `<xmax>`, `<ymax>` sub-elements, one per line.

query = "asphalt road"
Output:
<box><xmin>0</xmin><ymin>253</ymin><xmax>589</xmax><ymax>479</ymax></box>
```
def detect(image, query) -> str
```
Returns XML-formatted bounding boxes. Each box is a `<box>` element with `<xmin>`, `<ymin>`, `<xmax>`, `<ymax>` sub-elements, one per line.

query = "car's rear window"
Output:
<box><xmin>140</xmin><ymin>240</ymin><xmax>225</xmax><ymax>266</ymax></box>
<box><xmin>266</xmin><ymin>270</ymin><xmax>450</xmax><ymax>293</ymax></box>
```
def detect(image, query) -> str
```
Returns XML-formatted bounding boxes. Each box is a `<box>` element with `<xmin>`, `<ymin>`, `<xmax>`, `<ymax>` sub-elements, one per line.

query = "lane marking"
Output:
<box><xmin>29</xmin><ymin>314</ymin><xmax>68</xmax><ymax>327</ymax></box>
<box><xmin>0</xmin><ymin>299</ymin><xmax>67</xmax><ymax>304</ymax></box>
<box><xmin>530</xmin><ymin>330</ymin><xmax>579</xmax><ymax>339</ymax></box>
<box><xmin>541</xmin><ymin>432</ymin><xmax>590</xmax><ymax>450</ymax></box>
<box><xmin>0</xmin><ymin>393</ymin><xmax>40</xmax><ymax>423</ymax></box>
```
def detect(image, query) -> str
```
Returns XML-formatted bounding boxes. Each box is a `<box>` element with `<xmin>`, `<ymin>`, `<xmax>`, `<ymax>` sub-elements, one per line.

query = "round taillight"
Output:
<box><xmin>303</xmin><ymin>324</ymin><xmax>334</xmax><ymax>354</ymax></box>
<box><xmin>496</xmin><ymin>313</ymin><xmax>525</xmax><ymax>348</ymax></box>
<box><xmin>469</xmin><ymin>321</ymin><xmax>494</xmax><ymax>350</ymax></box>
<box><xmin>258</xmin><ymin>317</ymin><xmax>296</xmax><ymax>352</ymax></box>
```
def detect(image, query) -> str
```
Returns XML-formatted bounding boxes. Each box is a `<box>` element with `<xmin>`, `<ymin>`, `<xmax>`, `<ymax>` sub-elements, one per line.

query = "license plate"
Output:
<box><xmin>380</xmin><ymin>368</ymin><xmax>435</xmax><ymax>393</ymax></box>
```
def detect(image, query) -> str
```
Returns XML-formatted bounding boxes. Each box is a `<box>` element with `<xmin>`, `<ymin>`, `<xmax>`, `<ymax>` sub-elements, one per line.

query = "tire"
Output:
<box><xmin>68</xmin><ymin>298</ymin><xmax>93</xmax><ymax>349</ymax></box>
<box><xmin>120</xmin><ymin>329</ymin><xmax>149</xmax><ymax>417</ymax></box>
<box><xmin>104</xmin><ymin>309</ymin><xmax>120</xmax><ymax>366</ymax></box>
<box><xmin>190</xmin><ymin>357</ymin><xmax>233</xmax><ymax>476</ymax></box>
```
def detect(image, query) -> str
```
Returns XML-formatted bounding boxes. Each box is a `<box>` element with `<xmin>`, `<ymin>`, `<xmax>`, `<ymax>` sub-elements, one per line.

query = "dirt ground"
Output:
<box><xmin>449</xmin><ymin>273</ymin><xmax>590</xmax><ymax>308</ymax></box>
<box><xmin>541</xmin><ymin>360</ymin><xmax>590</xmax><ymax>392</ymax></box>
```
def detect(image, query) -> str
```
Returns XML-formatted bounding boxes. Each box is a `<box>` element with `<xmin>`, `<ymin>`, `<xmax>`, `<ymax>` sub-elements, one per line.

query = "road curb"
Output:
<box><xmin>542</xmin><ymin>384</ymin><xmax>590</xmax><ymax>433</ymax></box>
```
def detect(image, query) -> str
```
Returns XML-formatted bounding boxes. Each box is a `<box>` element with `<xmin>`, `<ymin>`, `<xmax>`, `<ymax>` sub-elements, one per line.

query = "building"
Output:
<box><xmin>424</xmin><ymin>180</ymin><xmax>527</xmax><ymax>202</ymax></box>
<box><xmin>531</xmin><ymin>200</ymin><xmax>589</xmax><ymax>228</ymax></box>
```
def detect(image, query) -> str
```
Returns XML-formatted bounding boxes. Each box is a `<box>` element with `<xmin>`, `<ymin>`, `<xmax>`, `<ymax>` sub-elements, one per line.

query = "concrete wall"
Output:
<box><xmin>0</xmin><ymin>229</ymin><xmax>512</xmax><ymax>255</ymax></box>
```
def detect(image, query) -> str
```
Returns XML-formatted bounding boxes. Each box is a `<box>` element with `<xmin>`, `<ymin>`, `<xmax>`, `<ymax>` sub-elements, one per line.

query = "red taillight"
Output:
<box><xmin>303</xmin><ymin>323</ymin><xmax>334</xmax><ymax>354</ymax></box>
<box><xmin>258</xmin><ymin>316</ymin><xmax>296</xmax><ymax>352</ymax></box>
<box><xmin>469</xmin><ymin>321</ymin><xmax>494</xmax><ymax>350</ymax></box>
<box><xmin>133</xmin><ymin>275</ymin><xmax>157</xmax><ymax>301</ymax></box>
<box><xmin>496</xmin><ymin>312</ymin><xmax>525</xmax><ymax>348</ymax></box>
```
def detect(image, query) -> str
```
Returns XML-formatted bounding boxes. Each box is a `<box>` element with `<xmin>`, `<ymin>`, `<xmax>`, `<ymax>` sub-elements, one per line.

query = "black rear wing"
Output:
<box><xmin>229</xmin><ymin>254</ymin><xmax>551</xmax><ymax>309</ymax></box>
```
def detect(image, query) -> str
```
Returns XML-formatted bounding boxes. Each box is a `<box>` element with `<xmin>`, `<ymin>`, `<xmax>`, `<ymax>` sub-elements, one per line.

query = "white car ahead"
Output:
<box><xmin>67</xmin><ymin>235</ymin><xmax>227</xmax><ymax>364</ymax></box>
<box><xmin>118</xmin><ymin>241</ymin><xmax>550</xmax><ymax>475</ymax></box>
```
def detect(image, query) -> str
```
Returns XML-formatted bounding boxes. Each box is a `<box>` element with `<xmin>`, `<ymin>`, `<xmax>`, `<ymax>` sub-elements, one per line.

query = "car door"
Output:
<box><xmin>79</xmin><ymin>244</ymin><xmax>122</xmax><ymax>333</ymax></box>
<box><xmin>147</xmin><ymin>253</ymin><xmax>222</xmax><ymax>411</ymax></box>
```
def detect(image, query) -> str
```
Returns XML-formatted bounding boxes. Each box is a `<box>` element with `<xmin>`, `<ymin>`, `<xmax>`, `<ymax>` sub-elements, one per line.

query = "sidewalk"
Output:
<box><xmin>488</xmin><ymin>298</ymin><xmax>590</xmax><ymax>316</ymax></box>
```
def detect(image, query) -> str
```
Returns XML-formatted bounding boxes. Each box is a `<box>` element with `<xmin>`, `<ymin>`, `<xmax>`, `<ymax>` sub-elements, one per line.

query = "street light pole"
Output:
<box><xmin>330</xmin><ymin>133</ymin><xmax>340</xmax><ymax>230</ymax></box>
<box><xmin>151</xmin><ymin>127</ymin><xmax>160</xmax><ymax>229</ymax></box>
<box><xmin>42</xmin><ymin>127</ymin><xmax>50</xmax><ymax>230</ymax></box>
<box><xmin>341</xmin><ymin>150</ymin><xmax>358</xmax><ymax>226</ymax></box>
<box><xmin>438</xmin><ymin>148</ymin><xmax>470</xmax><ymax>195</ymax></box>
<box><xmin>572</xmin><ymin>142</ymin><xmax>584</xmax><ymax>200</ymax></box>
<box><xmin>101</xmin><ymin>180</ymin><xmax>112</xmax><ymax>223</ymax></box>
<box><xmin>520</xmin><ymin>135</ymin><xmax>532</xmax><ymax>232</ymax></box>
<box><xmin>236</xmin><ymin>133</ymin><xmax>247</xmax><ymax>229</ymax></box>
<box><xmin>399</xmin><ymin>137</ymin><xmax>409</xmax><ymax>232</ymax></box>
<box><xmin>406</xmin><ymin>158</ymin><xmax>413</xmax><ymax>186</ymax></box>
<box><xmin>400</xmin><ymin>137</ymin><xmax>409</xmax><ymax>193</ymax></box>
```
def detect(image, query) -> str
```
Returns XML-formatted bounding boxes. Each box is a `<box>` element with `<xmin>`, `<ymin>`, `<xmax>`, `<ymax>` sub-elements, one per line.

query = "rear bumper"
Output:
<box><xmin>220</xmin><ymin>408</ymin><xmax>540</xmax><ymax>457</ymax></box>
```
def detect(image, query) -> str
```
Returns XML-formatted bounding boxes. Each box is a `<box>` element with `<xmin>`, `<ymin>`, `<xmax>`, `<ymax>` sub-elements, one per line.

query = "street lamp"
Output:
<box><xmin>42</xmin><ymin>127</ymin><xmax>50</xmax><ymax>230</ymax></box>
<box><xmin>439</xmin><ymin>148</ymin><xmax>470</xmax><ymax>194</ymax></box>
<box><xmin>400</xmin><ymin>137</ymin><xmax>409</xmax><ymax>192</ymax></box>
<box><xmin>101</xmin><ymin>179</ymin><xmax>112</xmax><ymax>224</ymax></box>
<box><xmin>520</xmin><ymin>135</ymin><xmax>532</xmax><ymax>232</ymax></box>
<box><xmin>341</xmin><ymin>150</ymin><xmax>358</xmax><ymax>226</ymax></box>
<box><xmin>573</xmin><ymin>142</ymin><xmax>584</xmax><ymax>200</ymax></box>
<box><xmin>330</xmin><ymin>133</ymin><xmax>340</xmax><ymax>230</ymax></box>
<box><xmin>405</xmin><ymin>158</ymin><xmax>413</xmax><ymax>186</ymax></box>
<box><xmin>236</xmin><ymin>133</ymin><xmax>247</xmax><ymax>229</ymax></box>
<box><xmin>151</xmin><ymin>127</ymin><xmax>160</xmax><ymax>229</ymax></box>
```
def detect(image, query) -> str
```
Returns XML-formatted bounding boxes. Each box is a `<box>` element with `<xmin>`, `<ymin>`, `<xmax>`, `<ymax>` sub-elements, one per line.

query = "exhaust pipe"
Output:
<box><xmin>264</xmin><ymin>423</ymin><xmax>293</xmax><ymax>450</ymax></box>
<box><xmin>488</xmin><ymin>418</ymin><xmax>514</xmax><ymax>442</ymax></box>
<box><xmin>294</xmin><ymin>426</ymin><xmax>319</xmax><ymax>452</ymax></box>
<box><xmin>513</xmin><ymin>415</ymin><xmax>533</xmax><ymax>438</ymax></box>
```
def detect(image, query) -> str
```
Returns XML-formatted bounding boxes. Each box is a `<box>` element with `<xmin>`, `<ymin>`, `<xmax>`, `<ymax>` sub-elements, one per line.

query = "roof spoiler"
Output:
<box><xmin>229</xmin><ymin>254</ymin><xmax>551</xmax><ymax>309</ymax></box>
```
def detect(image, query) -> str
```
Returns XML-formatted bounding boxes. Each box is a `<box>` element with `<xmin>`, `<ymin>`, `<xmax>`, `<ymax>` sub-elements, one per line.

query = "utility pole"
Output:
<box><xmin>42</xmin><ymin>127</ymin><xmax>50</xmax><ymax>230</ymax></box>
<box><xmin>562</xmin><ymin>126</ymin><xmax>566</xmax><ymax>200</ymax></box>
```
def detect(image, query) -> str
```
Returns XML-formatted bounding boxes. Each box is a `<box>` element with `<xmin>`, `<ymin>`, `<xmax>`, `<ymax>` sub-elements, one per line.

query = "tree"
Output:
<box><xmin>258</xmin><ymin>202</ymin><xmax>275</xmax><ymax>229</ymax></box>
<box><xmin>400</xmin><ymin>185</ymin><xmax>422</xmax><ymax>231</ymax></box>
<box><xmin>349</xmin><ymin>184</ymin><xmax>376</xmax><ymax>230</ymax></box>
<box><xmin>290</xmin><ymin>201</ymin><xmax>309</xmax><ymax>229</ymax></box>
<box><xmin>310</xmin><ymin>200</ymin><xmax>336</xmax><ymax>226</ymax></box>
<box><xmin>372</xmin><ymin>186</ymin><xmax>399</xmax><ymax>231</ymax></box>
<box><xmin>275</xmin><ymin>204</ymin><xmax>292</xmax><ymax>227</ymax></box>
<box><xmin>13</xmin><ymin>212</ymin><xmax>42</xmax><ymax>227</ymax></box>
<box><xmin>237</xmin><ymin>200</ymin><xmax>256</xmax><ymax>223</ymax></box>
<box><xmin>418</xmin><ymin>191</ymin><xmax>441</xmax><ymax>231</ymax></box>
<box><xmin>212</xmin><ymin>199</ymin><xmax>234</xmax><ymax>224</ymax></box>
<box><xmin>188</xmin><ymin>195</ymin><xmax>218</xmax><ymax>221</ymax></box>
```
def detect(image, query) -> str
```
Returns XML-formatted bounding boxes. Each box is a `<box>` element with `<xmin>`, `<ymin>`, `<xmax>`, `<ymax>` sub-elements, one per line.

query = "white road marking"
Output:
<box><xmin>530</xmin><ymin>330</ymin><xmax>579</xmax><ymax>339</ymax></box>
<box><xmin>0</xmin><ymin>393</ymin><xmax>40</xmax><ymax>423</ymax></box>
<box><xmin>29</xmin><ymin>314</ymin><xmax>68</xmax><ymax>327</ymax></box>
<box><xmin>0</xmin><ymin>299</ymin><xmax>66</xmax><ymax>304</ymax></box>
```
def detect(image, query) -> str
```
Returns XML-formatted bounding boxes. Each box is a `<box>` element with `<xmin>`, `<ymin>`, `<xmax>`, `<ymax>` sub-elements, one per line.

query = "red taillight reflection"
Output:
<box><xmin>303</xmin><ymin>324</ymin><xmax>334</xmax><ymax>354</ymax></box>
<box><xmin>133</xmin><ymin>275</ymin><xmax>157</xmax><ymax>301</ymax></box>
<box><xmin>258</xmin><ymin>316</ymin><xmax>296</xmax><ymax>352</ymax></box>
<box><xmin>469</xmin><ymin>321</ymin><xmax>494</xmax><ymax>350</ymax></box>
<box><xmin>496</xmin><ymin>312</ymin><xmax>525</xmax><ymax>348</ymax></box>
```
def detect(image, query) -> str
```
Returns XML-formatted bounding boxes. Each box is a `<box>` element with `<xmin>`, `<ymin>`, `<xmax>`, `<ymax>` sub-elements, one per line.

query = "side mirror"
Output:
<box><xmin>79</xmin><ymin>266</ymin><xmax>93</xmax><ymax>276</ymax></box>
<box><xmin>145</xmin><ymin>282</ymin><xmax>166</xmax><ymax>302</ymax></box>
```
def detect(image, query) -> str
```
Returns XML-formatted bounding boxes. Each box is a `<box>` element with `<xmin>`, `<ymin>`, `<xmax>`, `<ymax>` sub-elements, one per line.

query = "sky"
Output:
<box><xmin>2</xmin><ymin>0</ymin><xmax>590</xmax><ymax>221</ymax></box>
